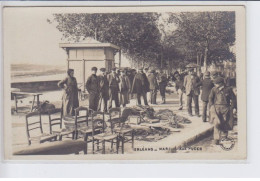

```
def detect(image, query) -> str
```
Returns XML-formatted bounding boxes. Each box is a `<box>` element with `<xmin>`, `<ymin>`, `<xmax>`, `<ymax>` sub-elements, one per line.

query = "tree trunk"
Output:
<box><xmin>94</xmin><ymin>28</ymin><xmax>98</xmax><ymax>40</ymax></box>
<box><xmin>204</xmin><ymin>47</ymin><xmax>208</xmax><ymax>71</ymax></box>
<box><xmin>161</xmin><ymin>47</ymin><xmax>163</xmax><ymax>69</ymax></box>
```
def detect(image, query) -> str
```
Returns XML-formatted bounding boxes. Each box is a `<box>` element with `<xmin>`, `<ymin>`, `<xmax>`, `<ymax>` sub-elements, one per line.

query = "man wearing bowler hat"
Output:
<box><xmin>131</xmin><ymin>68</ymin><xmax>149</xmax><ymax>106</ymax></box>
<box><xmin>119</xmin><ymin>69</ymin><xmax>131</xmax><ymax>107</ymax></box>
<box><xmin>97</xmin><ymin>68</ymin><xmax>109</xmax><ymax>112</ymax></box>
<box><xmin>108</xmin><ymin>68</ymin><xmax>120</xmax><ymax>109</ymax></box>
<box><xmin>184</xmin><ymin>68</ymin><xmax>201</xmax><ymax>117</ymax></box>
<box><xmin>86</xmin><ymin>67</ymin><xmax>100</xmax><ymax>111</ymax></box>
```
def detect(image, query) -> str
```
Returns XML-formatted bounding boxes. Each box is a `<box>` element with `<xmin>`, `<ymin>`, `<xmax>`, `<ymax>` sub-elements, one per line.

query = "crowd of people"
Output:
<box><xmin>58</xmin><ymin>65</ymin><xmax>237</xmax><ymax>145</ymax></box>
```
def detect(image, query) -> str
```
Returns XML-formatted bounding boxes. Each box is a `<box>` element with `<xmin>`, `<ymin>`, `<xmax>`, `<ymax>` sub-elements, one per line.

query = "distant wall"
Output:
<box><xmin>11</xmin><ymin>80</ymin><xmax>61</xmax><ymax>92</ymax></box>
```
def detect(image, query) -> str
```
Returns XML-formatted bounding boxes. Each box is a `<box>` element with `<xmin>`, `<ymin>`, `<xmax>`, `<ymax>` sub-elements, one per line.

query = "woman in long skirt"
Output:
<box><xmin>58</xmin><ymin>69</ymin><xmax>80</xmax><ymax>117</ymax></box>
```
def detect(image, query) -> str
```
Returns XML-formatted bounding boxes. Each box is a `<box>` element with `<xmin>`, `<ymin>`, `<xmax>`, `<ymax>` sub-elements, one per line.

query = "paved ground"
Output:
<box><xmin>10</xmin><ymin>89</ymin><xmax>237</xmax><ymax>155</ymax></box>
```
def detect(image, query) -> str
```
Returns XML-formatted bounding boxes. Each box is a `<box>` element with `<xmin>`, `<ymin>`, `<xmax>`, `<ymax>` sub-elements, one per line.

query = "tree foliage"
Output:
<box><xmin>49</xmin><ymin>13</ymin><xmax>163</xmax><ymax>68</ymax></box>
<box><xmin>49</xmin><ymin>11</ymin><xmax>236</xmax><ymax>69</ymax></box>
<box><xmin>168</xmin><ymin>11</ymin><xmax>236</xmax><ymax>66</ymax></box>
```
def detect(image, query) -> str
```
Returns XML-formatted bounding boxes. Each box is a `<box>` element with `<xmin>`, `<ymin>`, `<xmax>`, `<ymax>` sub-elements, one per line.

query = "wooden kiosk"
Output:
<box><xmin>60</xmin><ymin>43</ymin><xmax>121</xmax><ymax>92</ymax></box>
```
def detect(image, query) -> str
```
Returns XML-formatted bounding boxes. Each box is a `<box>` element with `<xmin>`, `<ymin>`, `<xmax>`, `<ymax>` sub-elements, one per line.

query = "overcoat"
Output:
<box><xmin>183</xmin><ymin>74</ymin><xmax>201</xmax><ymax>96</ymax></box>
<box><xmin>86</xmin><ymin>74</ymin><xmax>100</xmax><ymax>111</ymax></box>
<box><xmin>147</xmin><ymin>73</ymin><xmax>158</xmax><ymax>90</ymax></box>
<box><xmin>98</xmin><ymin>74</ymin><xmax>109</xmax><ymax>100</ymax></box>
<box><xmin>200</xmin><ymin>78</ymin><xmax>214</xmax><ymax>102</ymax></box>
<box><xmin>108</xmin><ymin>73</ymin><xmax>120</xmax><ymax>100</ymax></box>
<box><xmin>58</xmin><ymin>76</ymin><xmax>79</xmax><ymax>116</ymax></box>
<box><xmin>131</xmin><ymin>73</ymin><xmax>150</xmax><ymax>94</ymax></box>
<box><xmin>119</xmin><ymin>75</ymin><xmax>131</xmax><ymax>105</ymax></box>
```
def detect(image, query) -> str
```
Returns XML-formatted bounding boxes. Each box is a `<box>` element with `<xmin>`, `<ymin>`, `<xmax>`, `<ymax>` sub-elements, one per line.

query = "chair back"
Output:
<box><xmin>25</xmin><ymin>111</ymin><xmax>43</xmax><ymax>145</ymax></box>
<box><xmin>48</xmin><ymin>108</ymin><xmax>62</xmax><ymax>134</ymax></box>
<box><xmin>74</xmin><ymin>106</ymin><xmax>89</xmax><ymax>131</ymax></box>
<box><xmin>91</xmin><ymin>111</ymin><xmax>105</xmax><ymax>136</ymax></box>
<box><xmin>108</xmin><ymin>107</ymin><xmax>122</xmax><ymax>132</ymax></box>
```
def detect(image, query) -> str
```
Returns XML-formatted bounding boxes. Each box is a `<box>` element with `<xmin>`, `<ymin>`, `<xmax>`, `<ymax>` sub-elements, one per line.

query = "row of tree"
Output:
<box><xmin>48</xmin><ymin>11</ymin><xmax>235</xmax><ymax>69</ymax></box>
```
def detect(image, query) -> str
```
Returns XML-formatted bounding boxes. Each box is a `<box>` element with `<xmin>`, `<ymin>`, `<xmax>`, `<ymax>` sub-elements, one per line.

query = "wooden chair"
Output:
<box><xmin>73</xmin><ymin>106</ymin><xmax>90</xmax><ymax>140</ymax></box>
<box><xmin>108</xmin><ymin>108</ymin><xmax>134</xmax><ymax>154</ymax></box>
<box><xmin>89</xmin><ymin>111</ymin><xmax>119</xmax><ymax>154</ymax></box>
<box><xmin>25</xmin><ymin>111</ymin><xmax>57</xmax><ymax>145</ymax></box>
<box><xmin>48</xmin><ymin>108</ymin><xmax>74</xmax><ymax>141</ymax></box>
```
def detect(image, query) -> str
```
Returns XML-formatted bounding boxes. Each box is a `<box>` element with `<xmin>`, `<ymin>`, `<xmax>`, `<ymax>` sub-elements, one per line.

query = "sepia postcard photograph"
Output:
<box><xmin>3</xmin><ymin>5</ymin><xmax>246</xmax><ymax>161</ymax></box>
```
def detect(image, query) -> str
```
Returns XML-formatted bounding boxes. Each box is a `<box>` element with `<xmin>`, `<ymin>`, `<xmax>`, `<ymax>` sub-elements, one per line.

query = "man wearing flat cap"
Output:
<box><xmin>208</xmin><ymin>77</ymin><xmax>237</xmax><ymax>145</ymax></box>
<box><xmin>200</xmin><ymin>71</ymin><xmax>214</xmax><ymax>122</ymax></box>
<box><xmin>86</xmin><ymin>67</ymin><xmax>100</xmax><ymax>111</ymax></box>
<box><xmin>108</xmin><ymin>67</ymin><xmax>120</xmax><ymax>109</ymax></box>
<box><xmin>97</xmin><ymin>68</ymin><xmax>109</xmax><ymax>112</ymax></box>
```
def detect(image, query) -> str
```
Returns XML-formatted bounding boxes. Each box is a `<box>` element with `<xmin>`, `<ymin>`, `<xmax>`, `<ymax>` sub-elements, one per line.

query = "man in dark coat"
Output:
<box><xmin>200</xmin><ymin>71</ymin><xmax>214</xmax><ymax>122</ymax></box>
<box><xmin>97</xmin><ymin>68</ymin><xmax>109</xmax><ymax>112</ymax></box>
<box><xmin>58</xmin><ymin>69</ymin><xmax>80</xmax><ymax>117</ymax></box>
<box><xmin>158</xmin><ymin>70</ymin><xmax>168</xmax><ymax>104</ymax></box>
<box><xmin>119</xmin><ymin>69</ymin><xmax>131</xmax><ymax>107</ymax></box>
<box><xmin>86</xmin><ymin>67</ymin><xmax>100</xmax><ymax>111</ymax></box>
<box><xmin>184</xmin><ymin>68</ymin><xmax>201</xmax><ymax>117</ymax></box>
<box><xmin>108</xmin><ymin>68</ymin><xmax>120</xmax><ymax>109</ymax></box>
<box><xmin>131</xmin><ymin>68</ymin><xmax>149</xmax><ymax>106</ymax></box>
<box><xmin>147</xmin><ymin>69</ymin><xmax>158</xmax><ymax>104</ymax></box>
<box><xmin>209</xmin><ymin>77</ymin><xmax>237</xmax><ymax>145</ymax></box>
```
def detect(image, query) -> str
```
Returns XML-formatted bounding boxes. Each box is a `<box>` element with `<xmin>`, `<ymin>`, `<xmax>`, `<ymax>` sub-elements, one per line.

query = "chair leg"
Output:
<box><xmin>102</xmin><ymin>140</ymin><xmax>105</xmax><ymax>154</ymax></box>
<box><xmin>122</xmin><ymin>135</ymin><xmax>124</xmax><ymax>154</ymax></box>
<box><xmin>111</xmin><ymin>140</ymin><xmax>113</xmax><ymax>150</ymax></box>
<box><xmin>75</xmin><ymin>131</ymin><xmax>78</xmax><ymax>140</ymax></box>
<box><xmin>92</xmin><ymin>139</ymin><xmax>95</xmax><ymax>154</ymax></box>
<box><xmin>97</xmin><ymin>140</ymin><xmax>100</xmax><ymax>151</ymax></box>
<box><xmin>54</xmin><ymin>135</ymin><xmax>58</xmax><ymax>141</ymax></box>
<box><xmin>84</xmin><ymin>135</ymin><xmax>88</xmax><ymax>155</ymax></box>
<box><xmin>72</xmin><ymin>131</ymin><xmax>75</xmax><ymax>140</ymax></box>
<box><xmin>116</xmin><ymin>137</ymin><xmax>119</xmax><ymax>154</ymax></box>
<box><xmin>132</xmin><ymin>130</ymin><xmax>134</xmax><ymax>149</ymax></box>
<box><xmin>59</xmin><ymin>135</ymin><xmax>63</xmax><ymax>141</ymax></box>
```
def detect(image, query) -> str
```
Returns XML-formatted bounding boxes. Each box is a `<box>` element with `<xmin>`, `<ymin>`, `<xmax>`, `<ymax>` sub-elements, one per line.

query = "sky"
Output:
<box><xmin>4</xmin><ymin>7</ymin><xmax>131</xmax><ymax>67</ymax></box>
<box><xmin>4</xmin><ymin>6</ymin><xmax>238</xmax><ymax>67</ymax></box>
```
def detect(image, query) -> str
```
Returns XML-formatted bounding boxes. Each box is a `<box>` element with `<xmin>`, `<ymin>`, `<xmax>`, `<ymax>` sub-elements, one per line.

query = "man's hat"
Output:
<box><xmin>91</xmin><ymin>67</ymin><xmax>97</xmax><ymax>71</ymax></box>
<box><xmin>213</xmin><ymin>77</ymin><xmax>224</xmax><ymax>84</ymax></box>
<box><xmin>211</xmin><ymin>71</ymin><xmax>218</xmax><ymax>77</ymax></box>
<box><xmin>100</xmin><ymin>68</ymin><xmax>106</xmax><ymax>72</ymax></box>
<box><xmin>204</xmin><ymin>71</ymin><xmax>210</xmax><ymax>77</ymax></box>
<box><xmin>173</xmin><ymin>71</ymin><xmax>180</xmax><ymax>76</ymax></box>
<box><xmin>150</xmin><ymin>69</ymin><xmax>155</xmax><ymax>73</ymax></box>
<box><xmin>188</xmin><ymin>68</ymin><xmax>194</xmax><ymax>72</ymax></box>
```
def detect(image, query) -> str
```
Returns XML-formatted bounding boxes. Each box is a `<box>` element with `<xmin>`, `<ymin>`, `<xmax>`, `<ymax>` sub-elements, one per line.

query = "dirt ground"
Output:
<box><xmin>10</xmin><ymin>89</ymin><xmax>238</xmax><ymax>155</ymax></box>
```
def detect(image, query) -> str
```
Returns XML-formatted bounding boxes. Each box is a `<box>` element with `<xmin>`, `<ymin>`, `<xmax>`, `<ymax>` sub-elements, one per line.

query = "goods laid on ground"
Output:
<box><xmin>134</xmin><ymin>127</ymin><xmax>170</xmax><ymax>142</ymax></box>
<box><xmin>121</xmin><ymin>106</ymin><xmax>191</xmax><ymax>142</ymax></box>
<box><xmin>60</xmin><ymin>105</ymin><xmax>192</xmax><ymax>142</ymax></box>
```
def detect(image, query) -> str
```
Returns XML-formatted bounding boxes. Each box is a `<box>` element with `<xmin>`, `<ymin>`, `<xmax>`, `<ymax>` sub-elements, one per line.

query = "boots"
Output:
<box><xmin>162</xmin><ymin>97</ymin><xmax>166</xmax><ymax>104</ymax></box>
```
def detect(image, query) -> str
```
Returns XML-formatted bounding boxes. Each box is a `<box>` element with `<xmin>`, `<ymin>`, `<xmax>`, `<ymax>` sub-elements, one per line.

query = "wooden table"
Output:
<box><xmin>13</xmin><ymin>140</ymin><xmax>87</xmax><ymax>155</ymax></box>
<box><xmin>11</xmin><ymin>91</ymin><xmax>43</xmax><ymax>112</ymax></box>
